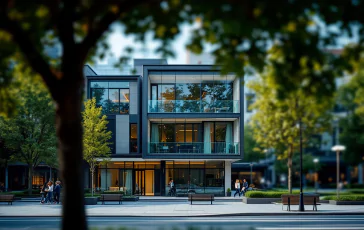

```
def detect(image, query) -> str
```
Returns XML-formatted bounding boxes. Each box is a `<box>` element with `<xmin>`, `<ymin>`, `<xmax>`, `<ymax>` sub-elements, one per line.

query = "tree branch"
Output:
<box><xmin>0</xmin><ymin>16</ymin><xmax>60</xmax><ymax>101</ymax></box>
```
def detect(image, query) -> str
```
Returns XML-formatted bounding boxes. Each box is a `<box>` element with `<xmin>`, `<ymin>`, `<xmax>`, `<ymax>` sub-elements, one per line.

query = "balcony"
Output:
<box><xmin>148</xmin><ymin>100</ymin><xmax>239</xmax><ymax>113</ymax></box>
<box><xmin>148</xmin><ymin>142</ymin><xmax>239</xmax><ymax>155</ymax></box>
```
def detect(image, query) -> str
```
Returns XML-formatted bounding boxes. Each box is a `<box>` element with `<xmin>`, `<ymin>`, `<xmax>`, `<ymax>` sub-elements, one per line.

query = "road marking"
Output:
<box><xmin>1</xmin><ymin>218</ymin><xmax>364</xmax><ymax>222</ymax></box>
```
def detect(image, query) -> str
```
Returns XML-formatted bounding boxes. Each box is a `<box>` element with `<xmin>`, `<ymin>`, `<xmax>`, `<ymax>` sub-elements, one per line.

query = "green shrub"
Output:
<box><xmin>22</xmin><ymin>189</ymin><xmax>40</xmax><ymax>195</ymax></box>
<box><xmin>7</xmin><ymin>191</ymin><xmax>24</xmax><ymax>196</ymax></box>
<box><xmin>227</xmin><ymin>188</ymin><xmax>231</xmax><ymax>192</ymax></box>
<box><xmin>85</xmin><ymin>193</ymin><xmax>101</xmax><ymax>197</ymax></box>
<box><xmin>321</xmin><ymin>195</ymin><xmax>364</xmax><ymax>201</ymax></box>
<box><xmin>318</xmin><ymin>191</ymin><xmax>351</xmax><ymax>196</ymax></box>
<box><xmin>348</xmin><ymin>189</ymin><xmax>364</xmax><ymax>194</ymax></box>
<box><xmin>102</xmin><ymin>190</ymin><xmax>125</xmax><ymax>195</ymax></box>
<box><xmin>245</xmin><ymin>190</ymin><xmax>300</xmax><ymax>198</ymax></box>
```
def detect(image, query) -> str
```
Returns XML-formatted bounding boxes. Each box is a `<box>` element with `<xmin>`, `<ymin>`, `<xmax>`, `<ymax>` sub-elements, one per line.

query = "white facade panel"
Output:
<box><xmin>116</xmin><ymin>115</ymin><xmax>130</xmax><ymax>154</ymax></box>
<box><xmin>129</xmin><ymin>82</ymin><xmax>138</xmax><ymax>114</ymax></box>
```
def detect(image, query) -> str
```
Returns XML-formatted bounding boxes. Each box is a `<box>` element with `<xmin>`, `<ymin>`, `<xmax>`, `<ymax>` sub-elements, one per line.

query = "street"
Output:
<box><xmin>1</xmin><ymin>215</ymin><xmax>364</xmax><ymax>230</ymax></box>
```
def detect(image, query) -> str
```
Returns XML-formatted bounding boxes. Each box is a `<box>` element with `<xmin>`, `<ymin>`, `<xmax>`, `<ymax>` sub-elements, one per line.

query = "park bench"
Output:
<box><xmin>0</xmin><ymin>194</ymin><xmax>15</xmax><ymax>205</ymax></box>
<box><xmin>100</xmin><ymin>194</ymin><xmax>123</xmax><ymax>205</ymax></box>
<box><xmin>188</xmin><ymin>194</ymin><xmax>214</xmax><ymax>205</ymax></box>
<box><xmin>281</xmin><ymin>194</ymin><xmax>320</xmax><ymax>211</ymax></box>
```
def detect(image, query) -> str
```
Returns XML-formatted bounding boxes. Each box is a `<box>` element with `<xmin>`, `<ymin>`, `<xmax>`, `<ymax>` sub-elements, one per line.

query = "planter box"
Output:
<box><xmin>123</xmin><ymin>197</ymin><xmax>139</xmax><ymax>201</ymax></box>
<box><xmin>242</xmin><ymin>197</ymin><xmax>281</xmax><ymax>204</ymax></box>
<box><xmin>329</xmin><ymin>200</ymin><xmax>364</xmax><ymax>205</ymax></box>
<box><xmin>84</xmin><ymin>197</ymin><xmax>98</xmax><ymax>205</ymax></box>
<box><xmin>319</xmin><ymin>200</ymin><xmax>329</xmax><ymax>203</ymax></box>
<box><xmin>226</xmin><ymin>192</ymin><xmax>231</xmax><ymax>197</ymax></box>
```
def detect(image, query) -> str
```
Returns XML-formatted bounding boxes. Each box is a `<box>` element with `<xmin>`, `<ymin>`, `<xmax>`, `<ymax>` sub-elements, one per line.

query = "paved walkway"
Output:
<box><xmin>1</xmin><ymin>200</ymin><xmax>363</xmax><ymax>217</ymax></box>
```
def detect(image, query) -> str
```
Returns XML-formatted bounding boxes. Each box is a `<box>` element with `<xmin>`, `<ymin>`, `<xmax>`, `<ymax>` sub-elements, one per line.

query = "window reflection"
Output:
<box><xmin>89</xmin><ymin>81</ymin><xmax>130</xmax><ymax>114</ymax></box>
<box><xmin>130</xmin><ymin>124</ymin><xmax>137</xmax><ymax>153</ymax></box>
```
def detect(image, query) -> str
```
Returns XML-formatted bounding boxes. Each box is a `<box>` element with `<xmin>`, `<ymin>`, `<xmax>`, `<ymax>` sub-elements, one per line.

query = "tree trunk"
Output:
<box><xmin>287</xmin><ymin>155</ymin><xmax>293</xmax><ymax>194</ymax></box>
<box><xmin>28</xmin><ymin>166</ymin><xmax>33</xmax><ymax>195</ymax></box>
<box><xmin>91</xmin><ymin>170</ymin><xmax>94</xmax><ymax>197</ymax></box>
<box><xmin>55</xmin><ymin>72</ymin><xmax>87</xmax><ymax>230</ymax></box>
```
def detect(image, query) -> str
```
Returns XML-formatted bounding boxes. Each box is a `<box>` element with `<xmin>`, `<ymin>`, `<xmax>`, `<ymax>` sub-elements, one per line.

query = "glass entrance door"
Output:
<box><xmin>145</xmin><ymin>170</ymin><xmax>155</xmax><ymax>196</ymax></box>
<box><xmin>134</xmin><ymin>170</ymin><xmax>155</xmax><ymax>196</ymax></box>
<box><xmin>134</xmin><ymin>170</ymin><xmax>145</xmax><ymax>196</ymax></box>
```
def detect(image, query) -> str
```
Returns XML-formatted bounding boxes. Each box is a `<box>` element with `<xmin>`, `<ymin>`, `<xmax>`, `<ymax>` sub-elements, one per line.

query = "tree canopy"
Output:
<box><xmin>0</xmin><ymin>66</ymin><xmax>57</xmax><ymax>194</ymax></box>
<box><xmin>248</xmin><ymin>61</ymin><xmax>333</xmax><ymax>193</ymax></box>
<box><xmin>337</xmin><ymin>58</ymin><xmax>364</xmax><ymax>166</ymax></box>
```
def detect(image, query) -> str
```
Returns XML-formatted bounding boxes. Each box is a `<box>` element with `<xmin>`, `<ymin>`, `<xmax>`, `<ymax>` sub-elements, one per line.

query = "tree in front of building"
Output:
<box><xmin>248</xmin><ymin>63</ymin><xmax>333</xmax><ymax>194</ymax></box>
<box><xmin>243</xmin><ymin>124</ymin><xmax>266</xmax><ymax>163</ymax></box>
<box><xmin>0</xmin><ymin>67</ymin><xmax>57</xmax><ymax>195</ymax></box>
<box><xmin>337</xmin><ymin>60</ymin><xmax>364</xmax><ymax>168</ymax></box>
<box><xmin>82</xmin><ymin>98</ymin><xmax>112</xmax><ymax>197</ymax></box>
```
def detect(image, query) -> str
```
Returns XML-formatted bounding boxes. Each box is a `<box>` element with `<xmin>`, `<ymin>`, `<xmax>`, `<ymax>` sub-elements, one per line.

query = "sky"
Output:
<box><xmin>99</xmin><ymin>23</ymin><xmax>195</xmax><ymax>65</ymax></box>
<box><xmin>98</xmin><ymin>20</ymin><xmax>359</xmax><ymax>68</ymax></box>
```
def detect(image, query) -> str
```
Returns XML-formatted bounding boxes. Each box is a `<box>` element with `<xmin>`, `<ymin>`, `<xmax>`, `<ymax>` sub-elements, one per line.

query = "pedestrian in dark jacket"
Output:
<box><xmin>53</xmin><ymin>181</ymin><xmax>61</xmax><ymax>204</ymax></box>
<box><xmin>241</xmin><ymin>179</ymin><xmax>249</xmax><ymax>196</ymax></box>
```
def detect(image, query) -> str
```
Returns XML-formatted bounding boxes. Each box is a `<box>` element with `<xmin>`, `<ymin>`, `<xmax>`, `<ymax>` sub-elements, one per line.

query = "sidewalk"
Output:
<box><xmin>1</xmin><ymin>200</ymin><xmax>363</xmax><ymax>217</ymax></box>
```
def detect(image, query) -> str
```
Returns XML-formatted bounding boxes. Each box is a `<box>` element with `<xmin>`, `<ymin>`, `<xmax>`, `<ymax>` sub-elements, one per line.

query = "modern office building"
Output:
<box><xmin>83</xmin><ymin>59</ymin><xmax>244</xmax><ymax>196</ymax></box>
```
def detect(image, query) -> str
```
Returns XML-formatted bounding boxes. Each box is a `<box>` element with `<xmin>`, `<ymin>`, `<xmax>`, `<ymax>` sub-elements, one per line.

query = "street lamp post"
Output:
<box><xmin>250</xmin><ymin>163</ymin><xmax>253</xmax><ymax>185</ymax></box>
<box><xmin>331</xmin><ymin>145</ymin><xmax>346</xmax><ymax>199</ymax></box>
<box><xmin>313</xmin><ymin>158</ymin><xmax>319</xmax><ymax>193</ymax></box>
<box><xmin>298</xmin><ymin>118</ymin><xmax>304</xmax><ymax>212</ymax></box>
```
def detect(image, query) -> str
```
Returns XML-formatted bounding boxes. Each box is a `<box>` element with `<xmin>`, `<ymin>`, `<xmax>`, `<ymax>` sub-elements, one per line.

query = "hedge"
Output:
<box><xmin>245</xmin><ymin>190</ymin><xmax>300</xmax><ymax>198</ymax></box>
<box><xmin>320</xmin><ymin>195</ymin><xmax>364</xmax><ymax>201</ymax></box>
<box><xmin>347</xmin><ymin>189</ymin><xmax>364</xmax><ymax>194</ymax></box>
<box><xmin>321</xmin><ymin>195</ymin><xmax>364</xmax><ymax>201</ymax></box>
<box><xmin>102</xmin><ymin>190</ymin><xmax>125</xmax><ymax>195</ymax></box>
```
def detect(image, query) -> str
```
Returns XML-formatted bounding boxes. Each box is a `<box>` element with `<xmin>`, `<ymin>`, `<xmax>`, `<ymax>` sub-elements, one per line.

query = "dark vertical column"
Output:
<box><xmin>142</xmin><ymin>68</ymin><xmax>148</xmax><ymax>158</ymax></box>
<box><xmin>138</xmin><ymin>77</ymin><xmax>142</xmax><ymax>153</ymax></box>
<box><xmin>160</xmin><ymin>161</ymin><xmax>166</xmax><ymax>196</ymax></box>
<box><xmin>240</xmin><ymin>79</ymin><xmax>244</xmax><ymax>159</ymax></box>
<box><xmin>154</xmin><ymin>169</ymin><xmax>161</xmax><ymax>196</ymax></box>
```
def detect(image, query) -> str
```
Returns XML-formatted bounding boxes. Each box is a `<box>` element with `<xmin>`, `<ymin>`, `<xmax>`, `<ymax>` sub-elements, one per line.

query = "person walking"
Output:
<box><xmin>40</xmin><ymin>183</ymin><xmax>47</xmax><ymax>204</ymax></box>
<box><xmin>233</xmin><ymin>179</ymin><xmax>241</xmax><ymax>197</ymax></box>
<box><xmin>241</xmin><ymin>179</ymin><xmax>249</xmax><ymax>196</ymax></box>
<box><xmin>46</xmin><ymin>181</ymin><xmax>54</xmax><ymax>204</ymax></box>
<box><xmin>53</xmin><ymin>181</ymin><xmax>61</xmax><ymax>204</ymax></box>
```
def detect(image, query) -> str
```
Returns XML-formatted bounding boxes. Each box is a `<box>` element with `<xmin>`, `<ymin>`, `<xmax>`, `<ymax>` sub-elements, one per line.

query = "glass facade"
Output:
<box><xmin>93</xmin><ymin>161</ymin><xmax>225</xmax><ymax>196</ymax></box>
<box><xmin>148</xmin><ymin>72</ymin><xmax>238</xmax><ymax>113</ymax></box>
<box><xmin>165</xmin><ymin>161</ymin><xmax>225</xmax><ymax>196</ymax></box>
<box><xmin>90</xmin><ymin>81</ymin><xmax>130</xmax><ymax>114</ymax></box>
<box><xmin>97</xmin><ymin>162</ymin><xmax>160</xmax><ymax>196</ymax></box>
<box><xmin>149</xmin><ymin>122</ymin><xmax>238</xmax><ymax>154</ymax></box>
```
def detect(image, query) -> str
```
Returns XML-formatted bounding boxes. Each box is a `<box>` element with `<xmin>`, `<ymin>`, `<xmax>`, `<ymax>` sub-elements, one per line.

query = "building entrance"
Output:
<box><xmin>134</xmin><ymin>170</ymin><xmax>155</xmax><ymax>196</ymax></box>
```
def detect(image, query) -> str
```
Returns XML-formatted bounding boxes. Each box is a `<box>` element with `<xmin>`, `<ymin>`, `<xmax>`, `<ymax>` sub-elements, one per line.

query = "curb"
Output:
<box><xmin>1</xmin><ymin>212</ymin><xmax>364</xmax><ymax>218</ymax></box>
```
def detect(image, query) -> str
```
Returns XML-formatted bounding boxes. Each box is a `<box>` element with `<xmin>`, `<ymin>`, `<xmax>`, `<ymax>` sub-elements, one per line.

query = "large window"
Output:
<box><xmin>150</xmin><ymin>82</ymin><xmax>233</xmax><ymax>113</ymax></box>
<box><xmin>90</xmin><ymin>81</ymin><xmax>130</xmax><ymax>114</ymax></box>
<box><xmin>150</xmin><ymin>122</ymin><xmax>235</xmax><ymax>154</ymax></box>
<box><xmin>164</xmin><ymin>161</ymin><xmax>224</xmax><ymax>196</ymax></box>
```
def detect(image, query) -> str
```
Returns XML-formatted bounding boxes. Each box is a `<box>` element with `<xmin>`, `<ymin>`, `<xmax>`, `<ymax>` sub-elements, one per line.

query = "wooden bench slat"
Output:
<box><xmin>188</xmin><ymin>194</ymin><xmax>214</xmax><ymax>205</ymax></box>
<box><xmin>0</xmin><ymin>195</ymin><xmax>15</xmax><ymax>205</ymax></box>
<box><xmin>281</xmin><ymin>194</ymin><xmax>319</xmax><ymax>211</ymax></box>
<box><xmin>100</xmin><ymin>194</ymin><xmax>123</xmax><ymax>205</ymax></box>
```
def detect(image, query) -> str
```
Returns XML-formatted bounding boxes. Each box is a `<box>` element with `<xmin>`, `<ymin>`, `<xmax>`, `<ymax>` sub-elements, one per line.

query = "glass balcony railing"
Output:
<box><xmin>148</xmin><ymin>142</ymin><xmax>239</xmax><ymax>155</ymax></box>
<box><xmin>148</xmin><ymin>100</ymin><xmax>239</xmax><ymax>113</ymax></box>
